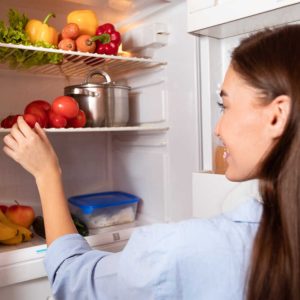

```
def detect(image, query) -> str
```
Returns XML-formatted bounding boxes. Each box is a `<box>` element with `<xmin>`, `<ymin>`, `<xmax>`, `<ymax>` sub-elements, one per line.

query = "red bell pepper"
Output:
<box><xmin>92</xmin><ymin>23</ymin><xmax>121</xmax><ymax>56</ymax></box>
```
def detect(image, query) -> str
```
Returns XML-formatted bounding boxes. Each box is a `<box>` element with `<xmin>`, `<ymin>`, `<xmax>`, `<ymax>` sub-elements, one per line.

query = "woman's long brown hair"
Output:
<box><xmin>231</xmin><ymin>25</ymin><xmax>300</xmax><ymax>300</ymax></box>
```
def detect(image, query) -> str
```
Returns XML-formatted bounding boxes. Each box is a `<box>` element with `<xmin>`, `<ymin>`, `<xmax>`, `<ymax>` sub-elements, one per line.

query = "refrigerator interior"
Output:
<box><xmin>0</xmin><ymin>0</ymin><xmax>200</xmax><ymax>273</ymax></box>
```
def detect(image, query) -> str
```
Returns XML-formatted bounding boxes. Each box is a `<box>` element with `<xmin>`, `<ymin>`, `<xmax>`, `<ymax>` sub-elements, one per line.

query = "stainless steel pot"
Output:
<box><xmin>64</xmin><ymin>70</ymin><xmax>130</xmax><ymax>127</ymax></box>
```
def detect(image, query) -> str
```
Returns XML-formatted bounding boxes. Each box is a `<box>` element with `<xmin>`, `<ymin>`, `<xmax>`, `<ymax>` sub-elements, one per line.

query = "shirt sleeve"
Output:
<box><xmin>44</xmin><ymin>233</ymin><xmax>121</xmax><ymax>300</ymax></box>
<box><xmin>44</xmin><ymin>224</ymin><xmax>182</xmax><ymax>300</ymax></box>
<box><xmin>117</xmin><ymin>223</ymin><xmax>182</xmax><ymax>299</ymax></box>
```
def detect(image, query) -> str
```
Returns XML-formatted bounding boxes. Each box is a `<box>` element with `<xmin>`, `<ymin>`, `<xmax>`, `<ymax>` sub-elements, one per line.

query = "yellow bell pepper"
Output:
<box><xmin>67</xmin><ymin>10</ymin><xmax>98</xmax><ymax>36</ymax></box>
<box><xmin>25</xmin><ymin>13</ymin><xmax>58</xmax><ymax>46</ymax></box>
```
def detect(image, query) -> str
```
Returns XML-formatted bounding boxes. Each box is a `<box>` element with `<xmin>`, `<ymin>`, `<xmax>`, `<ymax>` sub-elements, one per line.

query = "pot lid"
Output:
<box><xmin>65</xmin><ymin>70</ymin><xmax>130</xmax><ymax>90</ymax></box>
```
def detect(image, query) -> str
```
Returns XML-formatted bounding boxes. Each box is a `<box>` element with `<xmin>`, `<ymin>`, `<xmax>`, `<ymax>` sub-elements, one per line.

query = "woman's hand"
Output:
<box><xmin>3</xmin><ymin>116</ymin><xmax>77</xmax><ymax>245</ymax></box>
<box><xmin>3</xmin><ymin>116</ymin><xmax>61</xmax><ymax>180</ymax></box>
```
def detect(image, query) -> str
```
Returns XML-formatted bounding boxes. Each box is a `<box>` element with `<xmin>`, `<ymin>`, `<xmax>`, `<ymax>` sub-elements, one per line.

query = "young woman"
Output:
<box><xmin>3</xmin><ymin>24</ymin><xmax>300</xmax><ymax>299</ymax></box>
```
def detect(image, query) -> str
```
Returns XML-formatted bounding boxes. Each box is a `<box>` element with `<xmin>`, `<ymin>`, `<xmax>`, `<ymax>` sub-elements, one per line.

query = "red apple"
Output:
<box><xmin>5</xmin><ymin>203</ymin><xmax>35</xmax><ymax>228</ymax></box>
<box><xmin>0</xmin><ymin>205</ymin><xmax>8</xmax><ymax>213</ymax></box>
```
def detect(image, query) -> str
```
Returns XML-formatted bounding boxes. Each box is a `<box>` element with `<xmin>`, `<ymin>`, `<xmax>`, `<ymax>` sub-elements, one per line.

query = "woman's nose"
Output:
<box><xmin>214</xmin><ymin>118</ymin><xmax>221</xmax><ymax>137</ymax></box>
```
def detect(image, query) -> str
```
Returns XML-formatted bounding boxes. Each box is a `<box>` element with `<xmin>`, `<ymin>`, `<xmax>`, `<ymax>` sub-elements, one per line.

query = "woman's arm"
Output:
<box><xmin>2</xmin><ymin>116</ymin><xmax>77</xmax><ymax>245</ymax></box>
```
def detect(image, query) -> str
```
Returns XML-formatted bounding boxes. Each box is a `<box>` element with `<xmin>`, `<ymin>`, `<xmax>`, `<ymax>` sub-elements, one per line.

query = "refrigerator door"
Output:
<box><xmin>192</xmin><ymin>173</ymin><xmax>259</xmax><ymax>218</ymax></box>
<box><xmin>187</xmin><ymin>0</ymin><xmax>300</xmax><ymax>38</ymax></box>
<box><xmin>190</xmin><ymin>3</ymin><xmax>300</xmax><ymax>218</ymax></box>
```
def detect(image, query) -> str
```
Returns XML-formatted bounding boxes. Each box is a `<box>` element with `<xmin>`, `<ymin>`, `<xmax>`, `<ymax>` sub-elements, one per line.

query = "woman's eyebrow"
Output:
<box><xmin>219</xmin><ymin>89</ymin><xmax>228</xmax><ymax>98</ymax></box>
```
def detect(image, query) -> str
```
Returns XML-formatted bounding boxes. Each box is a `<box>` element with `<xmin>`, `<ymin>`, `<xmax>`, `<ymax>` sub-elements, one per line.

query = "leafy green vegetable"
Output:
<box><xmin>0</xmin><ymin>9</ymin><xmax>63</xmax><ymax>69</ymax></box>
<box><xmin>0</xmin><ymin>9</ymin><xmax>30</xmax><ymax>45</ymax></box>
<box><xmin>33</xmin><ymin>215</ymin><xmax>89</xmax><ymax>239</ymax></box>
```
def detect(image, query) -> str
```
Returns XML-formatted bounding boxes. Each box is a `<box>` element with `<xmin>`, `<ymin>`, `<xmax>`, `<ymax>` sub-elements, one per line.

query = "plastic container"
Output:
<box><xmin>68</xmin><ymin>191</ymin><xmax>140</xmax><ymax>229</ymax></box>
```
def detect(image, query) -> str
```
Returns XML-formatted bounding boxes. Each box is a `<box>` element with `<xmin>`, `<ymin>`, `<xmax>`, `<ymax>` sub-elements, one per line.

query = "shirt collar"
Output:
<box><xmin>223</xmin><ymin>197</ymin><xmax>263</xmax><ymax>223</ymax></box>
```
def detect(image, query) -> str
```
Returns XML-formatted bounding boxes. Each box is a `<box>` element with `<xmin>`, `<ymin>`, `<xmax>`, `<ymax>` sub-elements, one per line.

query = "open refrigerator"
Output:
<box><xmin>0</xmin><ymin>0</ymin><xmax>200</xmax><ymax>298</ymax></box>
<box><xmin>0</xmin><ymin>0</ymin><xmax>300</xmax><ymax>298</ymax></box>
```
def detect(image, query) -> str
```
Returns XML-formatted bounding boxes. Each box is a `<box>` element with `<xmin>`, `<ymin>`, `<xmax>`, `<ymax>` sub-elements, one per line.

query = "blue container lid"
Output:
<box><xmin>68</xmin><ymin>191</ymin><xmax>140</xmax><ymax>214</ymax></box>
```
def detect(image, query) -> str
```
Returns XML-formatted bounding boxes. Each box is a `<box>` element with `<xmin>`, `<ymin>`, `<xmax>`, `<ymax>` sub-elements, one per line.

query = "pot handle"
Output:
<box><xmin>84</xmin><ymin>70</ymin><xmax>112</xmax><ymax>84</ymax></box>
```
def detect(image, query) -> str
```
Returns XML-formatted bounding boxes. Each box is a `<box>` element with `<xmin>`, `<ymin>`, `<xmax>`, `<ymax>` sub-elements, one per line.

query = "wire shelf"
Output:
<box><xmin>0</xmin><ymin>43</ymin><xmax>167</xmax><ymax>78</ymax></box>
<box><xmin>0</xmin><ymin>123</ymin><xmax>169</xmax><ymax>133</ymax></box>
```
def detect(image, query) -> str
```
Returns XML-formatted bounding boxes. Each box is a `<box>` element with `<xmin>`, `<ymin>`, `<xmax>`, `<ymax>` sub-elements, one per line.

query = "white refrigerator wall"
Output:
<box><xmin>112</xmin><ymin>2</ymin><xmax>200</xmax><ymax>222</ymax></box>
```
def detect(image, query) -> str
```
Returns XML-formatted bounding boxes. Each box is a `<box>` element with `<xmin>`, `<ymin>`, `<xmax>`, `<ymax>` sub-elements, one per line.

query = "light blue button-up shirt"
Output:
<box><xmin>44</xmin><ymin>197</ymin><xmax>262</xmax><ymax>300</ymax></box>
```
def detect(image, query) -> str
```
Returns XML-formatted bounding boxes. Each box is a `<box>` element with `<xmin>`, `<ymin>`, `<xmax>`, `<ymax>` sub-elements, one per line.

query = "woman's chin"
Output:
<box><xmin>224</xmin><ymin>168</ymin><xmax>247</xmax><ymax>182</ymax></box>
<box><xmin>225</xmin><ymin>167</ymin><xmax>257</xmax><ymax>182</ymax></box>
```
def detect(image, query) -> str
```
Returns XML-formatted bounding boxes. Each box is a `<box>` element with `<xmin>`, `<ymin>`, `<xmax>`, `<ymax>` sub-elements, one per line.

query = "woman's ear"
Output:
<box><xmin>268</xmin><ymin>95</ymin><xmax>291</xmax><ymax>139</ymax></box>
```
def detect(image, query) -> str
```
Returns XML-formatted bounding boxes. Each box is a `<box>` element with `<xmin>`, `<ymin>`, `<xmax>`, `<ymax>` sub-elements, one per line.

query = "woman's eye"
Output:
<box><xmin>217</xmin><ymin>101</ymin><xmax>225</xmax><ymax>112</ymax></box>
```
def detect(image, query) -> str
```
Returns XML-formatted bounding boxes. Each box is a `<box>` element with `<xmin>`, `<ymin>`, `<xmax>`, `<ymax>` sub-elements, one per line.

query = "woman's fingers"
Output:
<box><xmin>10</xmin><ymin>123</ymin><xmax>26</xmax><ymax>143</ymax></box>
<box><xmin>3</xmin><ymin>145</ymin><xmax>19</xmax><ymax>162</ymax></box>
<box><xmin>16</xmin><ymin>116</ymin><xmax>35</xmax><ymax>138</ymax></box>
<box><xmin>34</xmin><ymin>122</ymin><xmax>51</xmax><ymax>145</ymax></box>
<box><xmin>3</xmin><ymin>134</ymin><xmax>18</xmax><ymax>150</ymax></box>
<box><xmin>3</xmin><ymin>116</ymin><xmax>61</xmax><ymax>179</ymax></box>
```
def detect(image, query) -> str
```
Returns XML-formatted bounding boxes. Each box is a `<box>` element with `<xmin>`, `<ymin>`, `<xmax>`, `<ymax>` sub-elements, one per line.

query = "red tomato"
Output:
<box><xmin>11</xmin><ymin>115</ymin><xmax>21</xmax><ymax>124</ymax></box>
<box><xmin>23</xmin><ymin>114</ymin><xmax>40</xmax><ymax>128</ymax></box>
<box><xmin>48</xmin><ymin>111</ymin><xmax>67</xmax><ymax>128</ymax></box>
<box><xmin>1</xmin><ymin>116</ymin><xmax>11</xmax><ymax>128</ymax></box>
<box><xmin>52</xmin><ymin>96</ymin><xmax>79</xmax><ymax>119</ymax></box>
<box><xmin>0</xmin><ymin>118</ymin><xmax>7</xmax><ymax>128</ymax></box>
<box><xmin>24</xmin><ymin>106</ymin><xmax>48</xmax><ymax>128</ymax></box>
<box><xmin>1</xmin><ymin>115</ymin><xmax>20</xmax><ymax>128</ymax></box>
<box><xmin>25</xmin><ymin>100</ymin><xmax>51</xmax><ymax>112</ymax></box>
<box><xmin>67</xmin><ymin>109</ymin><xmax>87</xmax><ymax>128</ymax></box>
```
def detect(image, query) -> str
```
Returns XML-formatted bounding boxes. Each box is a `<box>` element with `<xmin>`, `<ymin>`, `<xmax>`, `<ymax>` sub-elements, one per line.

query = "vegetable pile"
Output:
<box><xmin>0</xmin><ymin>8</ymin><xmax>123</xmax><ymax>69</ymax></box>
<box><xmin>58</xmin><ymin>10</ymin><xmax>122</xmax><ymax>55</ymax></box>
<box><xmin>1</xmin><ymin>96</ymin><xmax>87</xmax><ymax>129</ymax></box>
<box><xmin>0</xmin><ymin>9</ymin><xmax>63</xmax><ymax>68</ymax></box>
